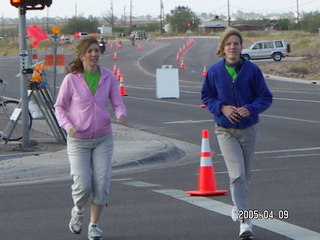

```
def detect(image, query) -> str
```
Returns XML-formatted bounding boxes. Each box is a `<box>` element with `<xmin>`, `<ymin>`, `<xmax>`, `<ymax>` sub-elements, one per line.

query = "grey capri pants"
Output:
<box><xmin>67</xmin><ymin>134</ymin><xmax>113</xmax><ymax>207</ymax></box>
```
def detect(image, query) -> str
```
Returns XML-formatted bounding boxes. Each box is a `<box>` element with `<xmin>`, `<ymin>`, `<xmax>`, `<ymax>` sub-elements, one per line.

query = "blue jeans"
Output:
<box><xmin>215</xmin><ymin>124</ymin><xmax>257</xmax><ymax>212</ymax></box>
<box><xmin>67</xmin><ymin>134</ymin><xmax>113</xmax><ymax>206</ymax></box>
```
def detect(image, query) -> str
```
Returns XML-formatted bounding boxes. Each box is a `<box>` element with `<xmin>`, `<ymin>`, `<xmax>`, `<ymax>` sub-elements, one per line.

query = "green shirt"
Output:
<box><xmin>83</xmin><ymin>70</ymin><xmax>100</xmax><ymax>94</ymax></box>
<box><xmin>224</xmin><ymin>59</ymin><xmax>243</xmax><ymax>82</ymax></box>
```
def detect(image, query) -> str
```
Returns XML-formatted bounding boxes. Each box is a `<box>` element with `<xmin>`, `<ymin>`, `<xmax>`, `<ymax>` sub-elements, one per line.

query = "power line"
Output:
<box><xmin>231</xmin><ymin>0</ymin><xmax>317</xmax><ymax>13</ymax></box>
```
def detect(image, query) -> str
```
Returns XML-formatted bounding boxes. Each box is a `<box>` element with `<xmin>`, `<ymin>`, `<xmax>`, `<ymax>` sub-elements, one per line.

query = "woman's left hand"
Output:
<box><xmin>117</xmin><ymin>115</ymin><xmax>127</xmax><ymax>124</ymax></box>
<box><xmin>236</xmin><ymin>107</ymin><xmax>251</xmax><ymax>118</ymax></box>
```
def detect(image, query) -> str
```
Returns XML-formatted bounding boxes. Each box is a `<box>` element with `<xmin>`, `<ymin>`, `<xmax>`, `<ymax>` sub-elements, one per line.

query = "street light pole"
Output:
<box><xmin>18</xmin><ymin>6</ymin><xmax>30</xmax><ymax>149</ymax></box>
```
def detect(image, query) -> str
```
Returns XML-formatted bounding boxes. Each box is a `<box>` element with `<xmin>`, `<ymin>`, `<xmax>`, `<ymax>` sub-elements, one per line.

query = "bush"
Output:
<box><xmin>289</xmin><ymin>66</ymin><xmax>309</xmax><ymax>75</ymax></box>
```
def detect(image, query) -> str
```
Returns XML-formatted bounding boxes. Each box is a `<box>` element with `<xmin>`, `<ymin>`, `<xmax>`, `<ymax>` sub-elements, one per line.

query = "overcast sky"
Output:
<box><xmin>2</xmin><ymin>0</ymin><xmax>319</xmax><ymax>19</ymax></box>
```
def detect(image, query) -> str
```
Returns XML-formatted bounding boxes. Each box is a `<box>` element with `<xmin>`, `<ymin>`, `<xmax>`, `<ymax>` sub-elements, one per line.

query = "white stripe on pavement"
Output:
<box><xmin>153</xmin><ymin>189</ymin><xmax>320</xmax><ymax>240</ymax></box>
<box><xmin>163</xmin><ymin>115</ymin><xmax>320</xmax><ymax>125</ymax></box>
<box><xmin>261</xmin><ymin>114</ymin><xmax>320</xmax><ymax>124</ymax></box>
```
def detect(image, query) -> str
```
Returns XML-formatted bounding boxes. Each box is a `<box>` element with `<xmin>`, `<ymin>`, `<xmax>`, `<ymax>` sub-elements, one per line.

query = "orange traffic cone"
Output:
<box><xmin>113</xmin><ymin>52</ymin><xmax>118</xmax><ymax>60</ymax></box>
<box><xmin>176</xmin><ymin>53</ymin><xmax>180</xmax><ymax>62</ymax></box>
<box><xmin>113</xmin><ymin>64</ymin><xmax>117</xmax><ymax>75</ymax></box>
<box><xmin>119</xmin><ymin>76</ymin><xmax>128</xmax><ymax>96</ymax></box>
<box><xmin>187</xmin><ymin>129</ymin><xmax>228</xmax><ymax>196</ymax></box>
<box><xmin>202</xmin><ymin>65</ymin><xmax>207</xmax><ymax>77</ymax></box>
<box><xmin>180</xmin><ymin>58</ymin><xmax>185</xmax><ymax>69</ymax></box>
<box><xmin>116</xmin><ymin>68</ymin><xmax>121</xmax><ymax>81</ymax></box>
<box><xmin>137</xmin><ymin>44</ymin><xmax>142</xmax><ymax>50</ymax></box>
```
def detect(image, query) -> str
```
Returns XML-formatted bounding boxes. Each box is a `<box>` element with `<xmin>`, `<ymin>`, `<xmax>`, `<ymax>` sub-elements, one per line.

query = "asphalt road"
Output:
<box><xmin>0</xmin><ymin>37</ymin><xmax>319</xmax><ymax>240</ymax></box>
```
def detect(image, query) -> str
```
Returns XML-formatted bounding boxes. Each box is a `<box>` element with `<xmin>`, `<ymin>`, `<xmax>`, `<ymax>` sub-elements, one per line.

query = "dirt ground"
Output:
<box><xmin>257</xmin><ymin>56</ymin><xmax>320</xmax><ymax>81</ymax></box>
<box><xmin>0</xmin><ymin>127</ymin><xmax>66</xmax><ymax>156</ymax></box>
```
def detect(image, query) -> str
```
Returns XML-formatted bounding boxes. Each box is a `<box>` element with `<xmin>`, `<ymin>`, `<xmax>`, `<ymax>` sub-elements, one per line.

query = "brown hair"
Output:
<box><xmin>67</xmin><ymin>36</ymin><xmax>99</xmax><ymax>73</ymax></box>
<box><xmin>216</xmin><ymin>27</ymin><xmax>243</xmax><ymax>58</ymax></box>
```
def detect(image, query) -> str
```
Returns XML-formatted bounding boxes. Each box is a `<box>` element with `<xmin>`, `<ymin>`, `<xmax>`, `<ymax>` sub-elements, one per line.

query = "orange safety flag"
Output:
<box><xmin>27</xmin><ymin>25</ymin><xmax>49</xmax><ymax>47</ymax></box>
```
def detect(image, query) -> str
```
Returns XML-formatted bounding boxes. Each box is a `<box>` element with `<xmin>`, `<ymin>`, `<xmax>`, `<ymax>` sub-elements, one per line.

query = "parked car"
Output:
<box><xmin>241</xmin><ymin>40</ymin><xmax>290</xmax><ymax>61</ymax></box>
<box><xmin>79</xmin><ymin>32</ymin><xmax>89</xmax><ymax>39</ymax></box>
<box><xmin>60</xmin><ymin>34</ymin><xmax>71</xmax><ymax>43</ymax></box>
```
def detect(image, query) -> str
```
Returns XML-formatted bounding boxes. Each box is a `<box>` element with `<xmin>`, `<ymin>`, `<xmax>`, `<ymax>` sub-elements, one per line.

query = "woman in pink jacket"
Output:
<box><xmin>55</xmin><ymin>36</ymin><xmax>127</xmax><ymax>240</ymax></box>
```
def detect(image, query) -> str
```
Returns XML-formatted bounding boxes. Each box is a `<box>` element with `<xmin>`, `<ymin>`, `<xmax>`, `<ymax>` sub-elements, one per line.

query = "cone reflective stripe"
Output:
<box><xmin>187</xmin><ymin>129</ymin><xmax>228</xmax><ymax>196</ymax></box>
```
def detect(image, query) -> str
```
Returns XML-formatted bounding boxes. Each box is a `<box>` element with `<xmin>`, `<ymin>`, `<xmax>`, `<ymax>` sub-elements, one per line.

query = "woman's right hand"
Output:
<box><xmin>67</xmin><ymin>125</ymin><xmax>78</xmax><ymax>137</ymax></box>
<box><xmin>221</xmin><ymin>105</ymin><xmax>242</xmax><ymax>124</ymax></box>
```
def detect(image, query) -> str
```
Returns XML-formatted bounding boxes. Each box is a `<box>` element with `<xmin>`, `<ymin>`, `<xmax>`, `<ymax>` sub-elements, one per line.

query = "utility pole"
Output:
<box><xmin>160</xmin><ymin>0</ymin><xmax>164</xmax><ymax>34</ymax></box>
<box><xmin>46</xmin><ymin>7</ymin><xmax>49</xmax><ymax>33</ymax></box>
<box><xmin>75</xmin><ymin>2</ymin><xmax>78</xmax><ymax>33</ymax></box>
<box><xmin>227</xmin><ymin>0</ymin><xmax>231</xmax><ymax>27</ymax></box>
<box><xmin>296</xmin><ymin>0</ymin><xmax>300</xmax><ymax>29</ymax></box>
<box><xmin>2</xmin><ymin>13</ymin><xmax>4</xmax><ymax>38</ymax></box>
<box><xmin>123</xmin><ymin>6</ymin><xmax>126</xmax><ymax>25</ymax></box>
<box><xmin>111</xmin><ymin>0</ymin><xmax>114</xmax><ymax>35</ymax></box>
<box><xmin>130</xmin><ymin>0</ymin><xmax>132</xmax><ymax>32</ymax></box>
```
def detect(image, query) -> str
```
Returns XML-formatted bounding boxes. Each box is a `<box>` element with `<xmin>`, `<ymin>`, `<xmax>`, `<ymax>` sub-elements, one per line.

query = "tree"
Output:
<box><xmin>275</xmin><ymin>18</ymin><xmax>292</xmax><ymax>30</ymax></box>
<box><xmin>300</xmin><ymin>12</ymin><xmax>320</xmax><ymax>33</ymax></box>
<box><xmin>61</xmin><ymin>16</ymin><xmax>100</xmax><ymax>34</ymax></box>
<box><xmin>166</xmin><ymin>6</ymin><xmax>200</xmax><ymax>33</ymax></box>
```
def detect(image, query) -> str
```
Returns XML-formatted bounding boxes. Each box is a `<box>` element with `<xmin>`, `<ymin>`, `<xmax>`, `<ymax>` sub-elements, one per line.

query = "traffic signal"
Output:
<box><xmin>11</xmin><ymin>0</ymin><xmax>52</xmax><ymax>8</ymax></box>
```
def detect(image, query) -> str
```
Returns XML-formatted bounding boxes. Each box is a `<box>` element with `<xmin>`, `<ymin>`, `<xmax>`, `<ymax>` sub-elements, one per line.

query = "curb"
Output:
<box><xmin>0</xmin><ymin>140</ymin><xmax>185</xmax><ymax>187</ymax></box>
<box><xmin>112</xmin><ymin>141</ymin><xmax>185</xmax><ymax>169</ymax></box>
<box><xmin>265</xmin><ymin>74</ymin><xmax>320</xmax><ymax>85</ymax></box>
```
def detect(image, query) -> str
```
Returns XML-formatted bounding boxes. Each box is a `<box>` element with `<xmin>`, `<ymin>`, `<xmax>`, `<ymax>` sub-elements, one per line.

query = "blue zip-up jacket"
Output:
<box><xmin>201</xmin><ymin>59</ymin><xmax>273</xmax><ymax>129</ymax></box>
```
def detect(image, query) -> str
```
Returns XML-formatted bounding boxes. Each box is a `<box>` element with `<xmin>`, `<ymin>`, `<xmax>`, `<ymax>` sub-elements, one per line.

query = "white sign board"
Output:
<box><xmin>156</xmin><ymin>65</ymin><xmax>179</xmax><ymax>99</ymax></box>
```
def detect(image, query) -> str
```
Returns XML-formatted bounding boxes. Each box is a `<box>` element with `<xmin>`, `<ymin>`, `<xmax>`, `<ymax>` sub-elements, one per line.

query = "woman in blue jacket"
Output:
<box><xmin>201</xmin><ymin>27</ymin><xmax>272</xmax><ymax>239</ymax></box>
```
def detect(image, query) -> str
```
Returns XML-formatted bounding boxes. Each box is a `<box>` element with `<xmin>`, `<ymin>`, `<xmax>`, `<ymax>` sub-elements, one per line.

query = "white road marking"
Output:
<box><xmin>273</xmin><ymin>97</ymin><xmax>320</xmax><ymax>104</ymax></box>
<box><xmin>163</xmin><ymin>115</ymin><xmax>320</xmax><ymax>125</ymax></box>
<box><xmin>261</xmin><ymin>114</ymin><xmax>320</xmax><ymax>124</ymax></box>
<box><xmin>153</xmin><ymin>189</ymin><xmax>320</xmax><ymax>240</ymax></box>
<box><xmin>123</xmin><ymin>181</ymin><xmax>161</xmax><ymax>188</ymax></box>
<box><xmin>163</xmin><ymin>119</ymin><xmax>212</xmax><ymax>124</ymax></box>
<box><xmin>255</xmin><ymin>146</ymin><xmax>320</xmax><ymax>154</ymax></box>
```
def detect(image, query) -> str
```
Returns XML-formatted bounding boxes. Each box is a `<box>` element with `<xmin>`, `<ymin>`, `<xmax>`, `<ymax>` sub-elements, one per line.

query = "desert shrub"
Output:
<box><xmin>289</xmin><ymin>66</ymin><xmax>309</xmax><ymax>75</ymax></box>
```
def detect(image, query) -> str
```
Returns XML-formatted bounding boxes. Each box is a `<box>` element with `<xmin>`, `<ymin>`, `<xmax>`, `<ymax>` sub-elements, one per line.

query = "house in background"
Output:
<box><xmin>199</xmin><ymin>18</ymin><xmax>228</xmax><ymax>33</ymax></box>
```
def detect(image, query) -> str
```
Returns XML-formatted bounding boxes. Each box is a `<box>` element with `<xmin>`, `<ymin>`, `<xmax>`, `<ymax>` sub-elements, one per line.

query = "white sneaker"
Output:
<box><xmin>239</xmin><ymin>221</ymin><xmax>253</xmax><ymax>239</ymax></box>
<box><xmin>69</xmin><ymin>206</ymin><xmax>84</xmax><ymax>234</ymax></box>
<box><xmin>231</xmin><ymin>206</ymin><xmax>239</xmax><ymax>222</ymax></box>
<box><xmin>88</xmin><ymin>224</ymin><xmax>103</xmax><ymax>240</ymax></box>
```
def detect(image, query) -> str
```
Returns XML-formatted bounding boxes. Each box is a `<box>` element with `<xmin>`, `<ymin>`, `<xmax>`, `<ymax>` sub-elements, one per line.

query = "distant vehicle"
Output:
<box><xmin>241</xmin><ymin>40</ymin><xmax>290</xmax><ymax>62</ymax></box>
<box><xmin>79</xmin><ymin>32</ymin><xmax>89</xmax><ymax>39</ymax></box>
<box><xmin>60</xmin><ymin>34</ymin><xmax>70</xmax><ymax>43</ymax></box>
<box><xmin>130</xmin><ymin>30</ymin><xmax>147</xmax><ymax>40</ymax></box>
<box><xmin>0</xmin><ymin>36</ymin><xmax>4</xmax><ymax>40</ymax></box>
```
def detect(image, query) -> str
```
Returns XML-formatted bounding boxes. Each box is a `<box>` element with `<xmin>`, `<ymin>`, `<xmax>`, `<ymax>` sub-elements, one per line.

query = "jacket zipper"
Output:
<box><xmin>232</xmin><ymin>80</ymin><xmax>239</xmax><ymax>128</ymax></box>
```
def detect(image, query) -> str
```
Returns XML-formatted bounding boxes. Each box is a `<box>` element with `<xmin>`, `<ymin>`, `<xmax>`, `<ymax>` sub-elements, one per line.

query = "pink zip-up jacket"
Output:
<box><xmin>54</xmin><ymin>66</ymin><xmax>127</xmax><ymax>139</ymax></box>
